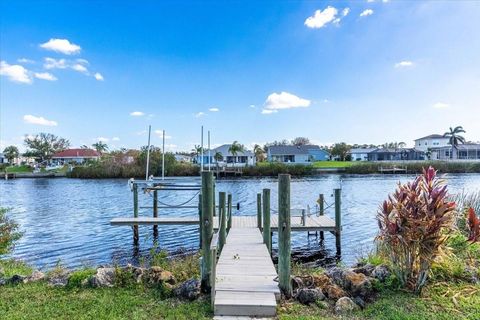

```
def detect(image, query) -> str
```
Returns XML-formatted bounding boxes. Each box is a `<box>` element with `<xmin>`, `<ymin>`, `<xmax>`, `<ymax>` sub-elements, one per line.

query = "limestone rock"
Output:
<box><xmin>296</xmin><ymin>288</ymin><xmax>325</xmax><ymax>305</ymax></box>
<box><xmin>90</xmin><ymin>267</ymin><xmax>116</xmax><ymax>287</ymax></box>
<box><xmin>372</xmin><ymin>265</ymin><xmax>390</xmax><ymax>282</ymax></box>
<box><xmin>324</xmin><ymin>284</ymin><xmax>347</xmax><ymax>301</ymax></box>
<box><xmin>353</xmin><ymin>264</ymin><xmax>375</xmax><ymax>277</ymax></box>
<box><xmin>173</xmin><ymin>278</ymin><xmax>201</xmax><ymax>301</ymax></box>
<box><xmin>47</xmin><ymin>269</ymin><xmax>70</xmax><ymax>287</ymax></box>
<box><xmin>335</xmin><ymin>297</ymin><xmax>360</xmax><ymax>314</ymax></box>
<box><xmin>344</xmin><ymin>271</ymin><xmax>372</xmax><ymax>298</ymax></box>
<box><xmin>24</xmin><ymin>270</ymin><xmax>45</xmax><ymax>283</ymax></box>
<box><xmin>146</xmin><ymin>267</ymin><xmax>176</xmax><ymax>285</ymax></box>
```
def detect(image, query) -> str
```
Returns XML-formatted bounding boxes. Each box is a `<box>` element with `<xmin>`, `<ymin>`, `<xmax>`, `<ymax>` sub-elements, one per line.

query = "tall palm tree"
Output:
<box><xmin>444</xmin><ymin>126</ymin><xmax>466</xmax><ymax>159</ymax></box>
<box><xmin>92</xmin><ymin>141</ymin><xmax>108</xmax><ymax>153</ymax></box>
<box><xmin>228</xmin><ymin>141</ymin><xmax>245</xmax><ymax>165</ymax></box>
<box><xmin>192</xmin><ymin>145</ymin><xmax>203</xmax><ymax>164</ymax></box>
<box><xmin>214</xmin><ymin>151</ymin><xmax>223</xmax><ymax>162</ymax></box>
<box><xmin>253</xmin><ymin>144</ymin><xmax>265</xmax><ymax>162</ymax></box>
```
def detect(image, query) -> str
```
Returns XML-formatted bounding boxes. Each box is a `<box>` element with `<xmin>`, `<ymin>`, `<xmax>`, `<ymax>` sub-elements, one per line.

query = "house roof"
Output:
<box><xmin>415</xmin><ymin>134</ymin><xmax>448</xmax><ymax>141</ymax></box>
<box><xmin>268</xmin><ymin>144</ymin><xmax>323</xmax><ymax>155</ymax></box>
<box><xmin>432</xmin><ymin>143</ymin><xmax>480</xmax><ymax>151</ymax></box>
<box><xmin>349</xmin><ymin>148</ymin><xmax>377</xmax><ymax>154</ymax></box>
<box><xmin>369</xmin><ymin>148</ymin><xmax>424</xmax><ymax>154</ymax></box>
<box><xmin>207</xmin><ymin>144</ymin><xmax>254</xmax><ymax>157</ymax></box>
<box><xmin>52</xmin><ymin>148</ymin><xmax>101</xmax><ymax>158</ymax></box>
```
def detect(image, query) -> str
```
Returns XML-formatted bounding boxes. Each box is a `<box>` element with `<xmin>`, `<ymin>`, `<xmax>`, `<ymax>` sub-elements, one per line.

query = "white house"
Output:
<box><xmin>267</xmin><ymin>145</ymin><xmax>330</xmax><ymax>164</ymax></box>
<box><xmin>349</xmin><ymin>148</ymin><xmax>377</xmax><ymax>161</ymax></box>
<box><xmin>414</xmin><ymin>134</ymin><xmax>450</xmax><ymax>152</ymax></box>
<box><xmin>199</xmin><ymin>144</ymin><xmax>256</xmax><ymax>167</ymax></box>
<box><xmin>0</xmin><ymin>153</ymin><xmax>6</xmax><ymax>164</ymax></box>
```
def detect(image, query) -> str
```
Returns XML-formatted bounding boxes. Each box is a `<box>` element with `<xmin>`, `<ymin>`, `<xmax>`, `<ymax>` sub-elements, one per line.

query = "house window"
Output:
<box><xmin>283</xmin><ymin>155</ymin><xmax>295</xmax><ymax>162</ymax></box>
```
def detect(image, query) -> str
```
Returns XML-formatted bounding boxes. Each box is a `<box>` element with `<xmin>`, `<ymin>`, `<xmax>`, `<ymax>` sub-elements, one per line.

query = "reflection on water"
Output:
<box><xmin>1</xmin><ymin>173</ymin><xmax>479</xmax><ymax>269</ymax></box>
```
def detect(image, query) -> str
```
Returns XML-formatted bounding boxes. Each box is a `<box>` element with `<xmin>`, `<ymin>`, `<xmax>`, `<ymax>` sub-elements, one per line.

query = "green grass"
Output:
<box><xmin>312</xmin><ymin>161</ymin><xmax>355</xmax><ymax>168</ymax></box>
<box><xmin>5</xmin><ymin>165</ymin><xmax>33</xmax><ymax>173</ymax></box>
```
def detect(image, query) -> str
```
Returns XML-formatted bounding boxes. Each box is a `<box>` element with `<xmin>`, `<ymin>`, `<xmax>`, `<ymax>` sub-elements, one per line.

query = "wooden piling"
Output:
<box><xmin>133</xmin><ymin>183</ymin><xmax>139</xmax><ymax>245</ymax></box>
<box><xmin>213</xmin><ymin>182</ymin><xmax>216</xmax><ymax>217</ymax></box>
<box><xmin>219</xmin><ymin>192</ymin><xmax>227</xmax><ymax>252</ymax></box>
<box><xmin>153</xmin><ymin>188</ymin><xmax>158</xmax><ymax>239</ymax></box>
<box><xmin>227</xmin><ymin>193</ymin><xmax>232</xmax><ymax>232</ymax></box>
<box><xmin>278</xmin><ymin>174</ymin><xmax>292</xmax><ymax>297</ymax></box>
<box><xmin>201</xmin><ymin>171</ymin><xmax>214</xmax><ymax>293</ymax></box>
<box><xmin>257</xmin><ymin>193</ymin><xmax>262</xmax><ymax>229</ymax></box>
<box><xmin>198</xmin><ymin>194</ymin><xmax>202</xmax><ymax>247</ymax></box>
<box><xmin>262</xmin><ymin>188</ymin><xmax>271</xmax><ymax>254</ymax></box>
<box><xmin>334</xmin><ymin>188</ymin><xmax>342</xmax><ymax>255</ymax></box>
<box><xmin>319</xmin><ymin>193</ymin><xmax>324</xmax><ymax>241</ymax></box>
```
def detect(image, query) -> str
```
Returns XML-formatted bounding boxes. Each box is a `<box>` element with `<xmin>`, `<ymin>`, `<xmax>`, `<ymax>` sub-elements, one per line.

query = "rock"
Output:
<box><xmin>24</xmin><ymin>270</ymin><xmax>45</xmax><ymax>283</ymax></box>
<box><xmin>324</xmin><ymin>284</ymin><xmax>347</xmax><ymax>301</ymax></box>
<box><xmin>47</xmin><ymin>270</ymin><xmax>70</xmax><ymax>287</ymax></box>
<box><xmin>353</xmin><ymin>264</ymin><xmax>375</xmax><ymax>277</ymax></box>
<box><xmin>291</xmin><ymin>276</ymin><xmax>304</xmax><ymax>292</ymax></box>
<box><xmin>146</xmin><ymin>267</ymin><xmax>176</xmax><ymax>285</ymax></box>
<box><xmin>326</xmin><ymin>267</ymin><xmax>346</xmax><ymax>287</ymax></box>
<box><xmin>173</xmin><ymin>278</ymin><xmax>201</xmax><ymax>301</ymax></box>
<box><xmin>315</xmin><ymin>300</ymin><xmax>330</xmax><ymax>309</ymax></box>
<box><xmin>312</xmin><ymin>274</ymin><xmax>333</xmax><ymax>288</ymax></box>
<box><xmin>343</xmin><ymin>271</ymin><xmax>372</xmax><ymax>298</ymax></box>
<box><xmin>335</xmin><ymin>297</ymin><xmax>360</xmax><ymax>314</ymax></box>
<box><xmin>90</xmin><ymin>267</ymin><xmax>116</xmax><ymax>287</ymax></box>
<box><xmin>372</xmin><ymin>265</ymin><xmax>390</xmax><ymax>282</ymax></box>
<box><xmin>464</xmin><ymin>266</ymin><xmax>479</xmax><ymax>284</ymax></box>
<box><xmin>353</xmin><ymin>296</ymin><xmax>366</xmax><ymax>309</ymax></box>
<box><xmin>123</xmin><ymin>264</ymin><xmax>145</xmax><ymax>284</ymax></box>
<box><xmin>0</xmin><ymin>277</ymin><xmax>6</xmax><ymax>286</ymax></box>
<box><xmin>8</xmin><ymin>274</ymin><xmax>26</xmax><ymax>285</ymax></box>
<box><xmin>296</xmin><ymin>288</ymin><xmax>325</xmax><ymax>305</ymax></box>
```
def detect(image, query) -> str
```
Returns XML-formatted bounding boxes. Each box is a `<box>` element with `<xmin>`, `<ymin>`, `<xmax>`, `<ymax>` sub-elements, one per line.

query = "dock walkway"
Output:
<box><xmin>214</xmin><ymin>226</ymin><xmax>279</xmax><ymax>317</ymax></box>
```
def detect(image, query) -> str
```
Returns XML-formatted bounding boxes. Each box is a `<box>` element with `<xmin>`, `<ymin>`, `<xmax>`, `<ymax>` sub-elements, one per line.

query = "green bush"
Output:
<box><xmin>67</xmin><ymin>268</ymin><xmax>96</xmax><ymax>287</ymax></box>
<box><xmin>243</xmin><ymin>163</ymin><xmax>315</xmax><ymax>176</ymax></box>
<box><xmin>345</xmin><ymin>161</ymin><xmax>480</xmax><ymax>174</ymax></box>
<box><xmin>0</xmin><ymin>208</ymin><xmax>22</xmax><ymax>256</ymax></box>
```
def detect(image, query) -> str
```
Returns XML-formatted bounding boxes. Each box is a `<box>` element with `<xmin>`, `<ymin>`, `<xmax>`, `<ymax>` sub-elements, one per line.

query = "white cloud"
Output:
<box><xmin>23</xmin><ymin>114</ymin><xmax>58</xmax><ymax>126</ymax></box>
<box><xmin>342</xmin><ymin>8</ymin><xmax>350</xmax><ymax>17</ymax></box>
<box><xmin>130</xmin><ymin>111</ymin><xmax>145</xmax><ymax>116</ymax></box>
<box><xmin>112</xmin><ymin>137</ymin><xmax>120</xmax><ymax>141</ymax></box>
<box><xmin>76</xmin><ymin>58</ymin><xmax>89</xmax><ymax>65</ymax></box>
<box><xmin>367</xmin><ymin>0</ymin><xmax>375</xmax><ymax>2</ymax></box>
<box><xmin>44</xmin><ymin>57</ymin><xmax>68</xmax><ymax>69</ymax></box>
<box><xmin>304</xmin><ymin>6</ymin><xmax>338</xmax><ymax>29</ymax></box>
<box><xmin>18</xmin><ymin>58</ymin><xmax>35</xmax><ymax>64</ymax></box>
<box><xmin>263</xmin><ymin>91</ymin><xmax>311</xmax><ymax>113</ymax></box>
<box><xmin>208</xmin><ymin>107</ymin><xmax>220</xmax><ymax>112</ymax></box>
<box><xmin>94</xmin><ymin>72</ymin><xmax>104</xmax><ymax>81</ymax></box>
<box><xmin>395</xmin><ymin>61</ymin><xmax>414</xmax><ymax>68</ymax></box>
<box><xmin>40</xmin><ymin>38</ymin><xmax>81</xmax><ymax>55</ymax></box>
<box><xmin>154</xmin><ymin>130</ymin><xmax>172</xmax><ymax>139</ymax></box>
<box><xmin>195</xmin><ymin>112</ymin><xmax>206</xmax><ymax>118</ymax></box>
<box><xmin>0</xmin><ymin>61</ymin><xmax>32</xmax><ymax>84</ymax></box>
<box><xmin>433</xmin><ymin>102</ymin><xmax>449</xmax><ymax>109</ymax></box>
<box><xmin>34</xmin><ymin>72</ymin><xmax>57</xmax><ymax>81</ymax></box>
<box><xmin>360</xmin><ymin>9</ymin><xmax>374</xmax><ymax>17</ymax></box>
<box><xmin>261</xmin><ymin>109</ymin><xmax>278</xmax><ymax>115</ymax></box>
<box><xmin>249</xmin><ymin>104</ymin><xmax>256</xmax><ymax>108</ymax></box>
<box><xmin>96</xmin><ymin>137</ymin><xmax>109</xmax><ymax>142</ymax></box>
<box><xmin>71</xmin><ymin>64</ymin><xmax>88</xmax><ymax>73</ymax></box>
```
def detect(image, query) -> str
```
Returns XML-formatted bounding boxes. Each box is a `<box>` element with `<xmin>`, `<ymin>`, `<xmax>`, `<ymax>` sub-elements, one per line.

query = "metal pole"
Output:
<box><xmin>162</xmin><ymin>129</ymin><xmax>165</xmax><ymax>180</ymax></box>
<box><xmin>145</xmin><ymin>125</ymin><xmax>151</xmax><ymax>180</ymax></box>
<box><xmin>208</xmin><ymin>130</ymin><xmax>211</xmax><ymax>172</ymax></box>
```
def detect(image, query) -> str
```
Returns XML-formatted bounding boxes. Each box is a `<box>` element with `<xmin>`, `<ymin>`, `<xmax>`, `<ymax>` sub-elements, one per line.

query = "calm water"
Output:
<box><xmin>1</xmin><ymin>174</ymin><xmax>480</xmax><ymax>269</ymax></box>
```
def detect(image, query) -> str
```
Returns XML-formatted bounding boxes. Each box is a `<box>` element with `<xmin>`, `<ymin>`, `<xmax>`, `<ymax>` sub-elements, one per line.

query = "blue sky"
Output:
<box><xmin>1</xmin><ymin>0</ymin><xmax>480</xmax><ymax>152</ymax></box>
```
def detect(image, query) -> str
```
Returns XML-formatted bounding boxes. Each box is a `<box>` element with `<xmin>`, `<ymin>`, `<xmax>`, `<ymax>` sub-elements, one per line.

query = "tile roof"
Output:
<box><xmin>52</xmin><ymin>148</ymin><xmax>101</xmax><ymax>158</ymax></box>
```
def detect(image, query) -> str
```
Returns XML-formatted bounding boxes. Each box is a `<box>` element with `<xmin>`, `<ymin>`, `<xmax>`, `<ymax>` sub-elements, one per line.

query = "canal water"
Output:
<box><xmin>1</xmin><ymin>174</ymin><xmax>479</xmax><ymax>269</ymax></box>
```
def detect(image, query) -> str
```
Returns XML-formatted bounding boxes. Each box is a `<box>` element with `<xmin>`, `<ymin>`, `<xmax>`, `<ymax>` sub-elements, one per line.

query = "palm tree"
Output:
<box><xmin>228</xmin><ymin>141</ymin><xmax>245</xmax><ymax>166</ymax></box>
<box><xmin>192</xmin><ymin>145</ymin><xmax>203</xmax><ymax>164</ymax></box>
<box><xmin>214</xmin><ymin>151</ymin><xmax>223</xmax><ymax>163</ymax></box>
<box><xmin>444</xmin><ymin>126</ymin><xmax>466</xmax><ymax>159</ymax></box>
<box><xmin>253</xmin><ymin>144</ymin><xmax>265</xmax><ymax>162</ymax></box>
<box><xmin>92</xmin><ymin>141</ymin><xmax>108</xmax><ymax>153</ymax></box>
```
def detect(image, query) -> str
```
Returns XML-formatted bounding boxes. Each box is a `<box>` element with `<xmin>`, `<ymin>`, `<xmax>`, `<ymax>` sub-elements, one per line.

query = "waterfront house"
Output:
<box><xmin>51</xmin><ymin>148</ymin><xmax>101</xmax><ymax>164</ymax></box>
<box><xmin>174</xmin><ymin>154</ymin><xmax>192</xmax><ymax>163</ymax></box>
<box><xmin>198</xmin><ymin>144</ymin><xmax>256</xmax><ymax>167</ymax></box>
<box><xmin>267</xmin><ymin>145</ymin><xmax>329</xmax><ymax>164</ymax></box>
<box><xmin>349</xmin><ymin>148</ymin><xmax>377</xmax><ymax>161</ymax></box>
<box><xmin>0</xmin><ymin>153</ymin><xmax>6</xmax><ymax>164</ymax></box>
<box><xmin>414</xmin><ymin>134</ymin><xmax>450</xmax><ymax>152</ymax></box>
<box><xmin>430</xmin><ymin>143</ymin><xmax>480</xmax><ymax>160</ymax></box>
<box><xmin>368</xmin><ymin>148</ymin><xmax>425</xmax><ymax>161</ymax></box>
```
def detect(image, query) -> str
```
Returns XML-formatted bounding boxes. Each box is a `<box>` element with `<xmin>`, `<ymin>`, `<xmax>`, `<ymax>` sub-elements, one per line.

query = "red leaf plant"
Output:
<box><xmin>467</xmin><ymin>208</ymin><xmax>480</xmax><ymax>243</ymax></box>
<box><xmin>376</xmin><ymin>166</ymin><xmax>456</xmax><ymax>293</ymax></box>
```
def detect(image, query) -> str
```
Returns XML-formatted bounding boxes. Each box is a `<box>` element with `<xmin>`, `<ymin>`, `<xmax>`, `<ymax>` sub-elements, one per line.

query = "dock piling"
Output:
<box><xmin>133</xmin><ymin>183</ymin><xmax>139</xmax><ymax>245</ymax></box>
<box><xmin>201</xmin><ymin>171</ymin><xmax>214</xmax><ymax>293</ymax></box>
<box><xmin>278</xmin><ymin>174</ymin><xmax>292</xmax><ymax>297</ymax></box>
<box><xmin>262</xmin><ymin>188</ymin><xmax>271</xmax><ymax>254</ymax></box>
<box><xmin>219</xmin><ymin>192</ymin><xmax>227</xmax><ymax>252</ymax></box>
<box><xmin>153</xmin><ymin>187</ymin><xmax>158</xmax><ymax>239</ymax></box>
<box><xmin>198</xmin><ymin>194</ymin><xmax>202</xmax><ymax>247</ymax></box>
<box><xmin>227</xmin><ymin>193</ymin><xmax>232</xmax><ymax>232</ymax></box>
<box><xmin>257</xmin><ymin>193</ymin><xmax>262</xmax><ymax>229</ymax></box>
<box><xmin>319</xmin><ymin>194</ymin><xmax>324</xmax><ymax>240</ymax></box>
<box><xmin>334</xmin><ymin>188</ymin><xmax>342</xmax><ymax>255</ymax></box>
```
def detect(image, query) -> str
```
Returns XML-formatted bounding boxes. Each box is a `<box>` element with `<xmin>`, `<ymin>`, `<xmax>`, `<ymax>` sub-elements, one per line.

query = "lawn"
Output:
<box><xmin>312</xmin><ymin>161</ymin><xmax>355</xmax><ymax>168</ymax></box>
<box><xmin>5</xmin><ymin>165</ymin><xmax>33</xmax><ymax>173</ymax></box>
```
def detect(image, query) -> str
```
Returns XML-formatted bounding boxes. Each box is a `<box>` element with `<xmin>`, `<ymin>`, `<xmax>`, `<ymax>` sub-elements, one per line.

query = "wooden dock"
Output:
<box><xmin>110</xmin><ymin>215</ymin><xmax>336</xmax><ymax>232</ymax></box>
<box><xmin>214</xmin><ymin>228</ymin><xmax>279</xmax><ymax>317</ymax></box>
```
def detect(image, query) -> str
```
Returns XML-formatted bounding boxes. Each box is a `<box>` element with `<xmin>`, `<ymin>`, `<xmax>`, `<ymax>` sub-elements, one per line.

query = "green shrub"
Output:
<box><xmin>67</xmin><ymin>268</ymin><xmax>96</xmax><ymax>287</ymax></box>
<box><xmin>0</xmin><ymin>208</ymin><xmax>22</xmax><ymax>256</ymax></box>
<box><xmin>243</xmin><ymin>163</ymin><xmax>315</xmax><ymax>176</ymax></box>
